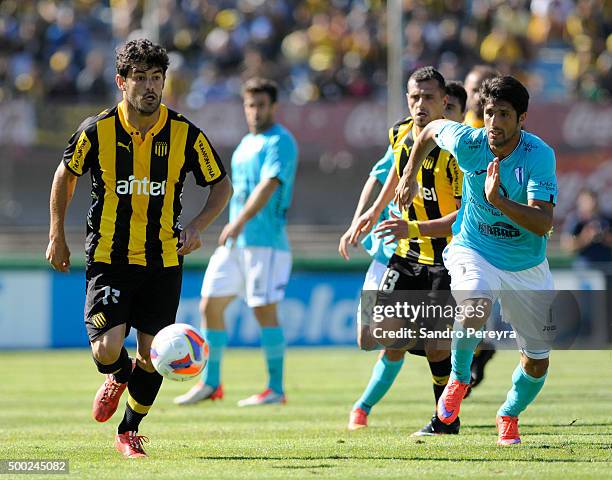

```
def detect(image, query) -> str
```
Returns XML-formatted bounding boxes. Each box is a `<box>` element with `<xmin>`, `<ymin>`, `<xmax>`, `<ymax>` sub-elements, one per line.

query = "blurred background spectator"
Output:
<box><xmin>0</xmin><ymin>0</ymin><xmax>610</xmax><ymax>106</ymax></box>
<box><xmin>0</xmin><ymin>0</ymin><xmax>610</xmax><ymax>265</ymax></box>
<box><xmin>561</xmin><ymin>188</ymin><xmax>612</xmax><ymax>269</ymax></box>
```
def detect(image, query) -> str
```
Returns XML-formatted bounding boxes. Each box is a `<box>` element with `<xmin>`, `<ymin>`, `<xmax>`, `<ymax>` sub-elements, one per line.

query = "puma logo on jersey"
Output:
<box><xmin>117</xmin><ymin>141</ymin><xmax>132</xmax><ymax>153</ymax></box>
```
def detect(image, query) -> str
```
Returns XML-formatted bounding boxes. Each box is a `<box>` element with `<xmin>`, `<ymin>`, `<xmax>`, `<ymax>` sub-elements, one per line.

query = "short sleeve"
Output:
<box><xmin>369</xmin><ymin>146</ymin><xmax>394</xmax><ymax>185</ymax></box>
<box><xmin>63</xmin><ymin>117</ymin><xmax>98</xmax><ymax>176</ymax></box>
<box><xmin>189</xmin><ymin>130</ymin><xmax>226</xmax><ymax>187</ymax></box>
<box><xmin>526</xmin><ymin>145</ymin><xmax>557</xmax><ymax>205</ymax></box>
<box><xmin>260</xmin><ymin>133</ymin><xmax>298</xmax><ymax>185</ymax></box>
<box><xmin>447</xmin><ymin>155</ymin><xmax>463</xmax><ymax>198</ymax></box>
<box><xmin>433</xmin><ymin>120</ymin><xmax>483</xmax><ymax>173</ymax></box>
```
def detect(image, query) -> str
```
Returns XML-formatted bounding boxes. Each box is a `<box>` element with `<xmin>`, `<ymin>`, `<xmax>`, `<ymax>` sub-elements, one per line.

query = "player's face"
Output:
<box><xmin>444</xmin><ymin>95</ymin><xmax>465</xmax><ymax>123</ymax></box>
<box><xmin>483</xmin><ymin>100</ymin><xmax>526</xmax><ymax>150</ymax></box>
<box><xmin>120</xmin><ymin>65</ymin><xmax>165</xmax><ymax>116</ymax></box>
<box><xmin>407</xmin><ymin>79</ymin><xmax>447</xmax><ymax>128</ymax></box>
<box><xmin>243</xmin><ymin>92</ymin><xmax>276</xmax><ymax>134</ymax></box>
<box><xmin>465</xmin><ymin>72</ymin><xmax>484</xmax><ymax>117</ymax></box>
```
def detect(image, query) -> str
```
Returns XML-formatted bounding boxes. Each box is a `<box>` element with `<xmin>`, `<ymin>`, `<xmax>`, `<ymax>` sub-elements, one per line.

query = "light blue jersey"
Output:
<box><xmin>433</xmin><ymin>120</ymin><xmax>557</xmax><ymax>271</ymax></box>
<box><xmin>361</xmin><ymin>146</ymin><xmax>400</xmax><ymax>264</ymax></box>
<box><xmin>230</xmin><ymin>123</ymin><xmax>298</xmax><ymax>251</ymax></box>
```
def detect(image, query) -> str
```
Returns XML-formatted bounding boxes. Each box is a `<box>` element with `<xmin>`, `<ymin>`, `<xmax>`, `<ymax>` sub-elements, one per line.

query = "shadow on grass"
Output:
<box><xmin>465</xmin><ymin>421</ymin><xmax>612</xmax><ymax>430</ymax></box>
<box><xmin>271</xmin><ymin>464</ymin><xmax>335</xmax><ymax>469</ymax></box>
<box><xmin>195</xmin><ymin>456</ymin><xmax>611</xmax><ymax>463</ymax></box>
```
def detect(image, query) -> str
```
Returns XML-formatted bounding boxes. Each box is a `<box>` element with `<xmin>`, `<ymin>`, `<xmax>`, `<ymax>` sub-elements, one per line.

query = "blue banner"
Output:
<box><xmin>50</xmin><ymin>269</ymin><xmax>364</xmax><ymax>348</ymax></box>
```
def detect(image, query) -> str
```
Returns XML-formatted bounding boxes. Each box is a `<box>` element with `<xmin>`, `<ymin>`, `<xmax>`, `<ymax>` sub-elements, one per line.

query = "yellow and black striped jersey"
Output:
<box><xmin>63</xmin><ymin>101</ymin><xmax>226</xmax><ymax>268</ymax></box>
<box><xmin>389</xmin><ymin>117</ymin><xmax>462</xmax><ymax>266</ymax></box>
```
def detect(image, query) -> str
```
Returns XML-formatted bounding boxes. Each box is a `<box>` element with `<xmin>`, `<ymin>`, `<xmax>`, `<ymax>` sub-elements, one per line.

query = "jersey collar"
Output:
<box><xmin>488</xmin><ymin>130</ymin><xmax>524</xmax><ymax>161</ymax></box>
<box><xmin>117</xmin><ymin>100</ymin><xmax>168</xmax><ymax>142</ymax></box>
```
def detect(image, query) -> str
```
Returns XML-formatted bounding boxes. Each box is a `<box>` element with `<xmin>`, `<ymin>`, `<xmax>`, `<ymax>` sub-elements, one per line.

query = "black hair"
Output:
<box><xmin>445</xmin><ymin>81</ymin><xmax>467</xmax><ymax>112</ymax></box>
<box><xmin>242</xmin><ymin>77</ymin><xmax>278</xmax><ymax>103</ymax></box>
<box><xmin>479</xmin><ymin>76</ymin><xmax>529</xmax><ymax>117</ymax></box>
<box><xmin>115</xmin><ymin>39</ymin><xmax>169</xmax><ymax>77</ymax></box>
<box><xmin>408</xmin><ymin>66</ymin><xmax>446</xmax><ymax>92</ymax></box>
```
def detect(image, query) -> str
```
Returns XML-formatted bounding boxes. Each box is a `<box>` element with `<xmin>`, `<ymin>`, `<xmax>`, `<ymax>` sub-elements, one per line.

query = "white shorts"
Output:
<box><xmin>201</xmin><ymin>246</ymin><xmax>292</xmax><ymax>307</ymax></box>
<box><xmin>443</xmin><ymin>243</ymin><xmax>555</xmax><ymax>359</ymax></box>
<box><xmin>357</xmin><ymin>259</ymin><xmax>388</xmax><ymax>327</ymax></box>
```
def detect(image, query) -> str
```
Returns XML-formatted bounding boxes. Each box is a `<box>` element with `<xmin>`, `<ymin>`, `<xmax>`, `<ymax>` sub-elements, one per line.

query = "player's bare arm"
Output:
<box><xmin>375</xmin><ymin>205</ymin><xmax>460</xmax><ymax>244</ymax></box>
<box><xmin>46</xmin><ymin>163</ymin><xmax>78</xmax><ymax>272</ymax></box>
<box><xmin>178</xmin><ymin>176</ymin><xmax>233</xmax><ymax>255</ymax></box>
<box><xmin>218</xmin><ymin>177</ymin><xmax>279</xmax><ymax>246</ymax></box>
<box><xmin>348</xmin><ymin>167</ymin><xmax>398</xmax><ymax>245</ymax></box>
<box><xmin>339</xmin><ymin>175</ymin><xmax>382</xmax><ymax>260</ymax></box>
<box><xmin>485</xmin><ymin>158</ymin><xmax>553</xmax><ymax>236</ymax></box>
<box><xmin>394</xmin><ymin>119</ymin><xmax>448</xmax><ymax>209</ymax></box>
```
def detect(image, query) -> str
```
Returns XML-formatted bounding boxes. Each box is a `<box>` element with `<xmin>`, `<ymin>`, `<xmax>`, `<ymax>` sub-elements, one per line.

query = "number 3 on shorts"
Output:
<box><xmin>380</xmin><ymin>269</ymin><xmax>400</xmax><ymax>293</ymax></box>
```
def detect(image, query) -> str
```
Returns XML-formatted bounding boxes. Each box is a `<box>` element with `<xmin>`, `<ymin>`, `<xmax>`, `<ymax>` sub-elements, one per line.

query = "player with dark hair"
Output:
<box><xmin>444</xmin><ymin>81</ymin><xmax>467</xmax><ymax>123</ymax></box>
<box><xmin>347</xmin><ymin>67</ymin><xmax>463</xmax><ymax>435</ymax></box>
<box><xmin>46</xmin><ymin>38</ymin><xmax>232</xmax><ymax>458</ymax></box>
<box><xmin>396</xmin><ymin>75</ymin><xmax>558</xmax><ymax>445</ymax></box>
<box><xmin>174</xmin><ymin>77</ymin><xmax>298</xmax><ymax>407</ymax></box>
<box><xmin>461</xmin><ymin>67</ymin><xmax>502</xmax><ymax>392</ymax></box>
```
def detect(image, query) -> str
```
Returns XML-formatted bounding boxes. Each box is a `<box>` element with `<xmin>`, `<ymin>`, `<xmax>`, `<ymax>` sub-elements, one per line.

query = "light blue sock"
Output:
<box><xmin>450</xmin><ymin>322</ymin><xmax>483</xmax><ymax>384</ymax></box>
<box><xmin>498</xmin><ymin>364</ymin><xmax>547</xmax><ymax>417</ymax></box>
<box><xmin>201</xmin><ymin>329</ymin><xmax>227</xmax><ymax>388</ymax></box>
<box><xmin>354</xmin><ymin>354</ymin><xmax>404</xmax><ymax>414</ymax></box>
<box><xmin>261</xmin><ymin>327</ymin><xmax>285</xmax><ymax>394</ymax></box>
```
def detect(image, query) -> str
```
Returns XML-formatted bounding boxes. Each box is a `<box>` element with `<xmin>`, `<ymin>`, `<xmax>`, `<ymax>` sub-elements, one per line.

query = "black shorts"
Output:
<box><xmin>379</xmin><ymin>255</ymin><xmax>451</xmax><ymax>292</ymax></box>
<box><xmin>375</xmin><ymin>255</ymin><xmax>453</xmax><ymax>354</ymax></box>
<box><xmin>84</xmin><ymin>262</ymin><xmax>183</xmax><ymax>342</ymax></box>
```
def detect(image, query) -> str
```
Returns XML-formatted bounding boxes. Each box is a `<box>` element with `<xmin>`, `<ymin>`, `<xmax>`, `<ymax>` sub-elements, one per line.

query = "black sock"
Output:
<box><xmin>428</xmin><ymin>356</ymin><xmax>451</xmax><ymax>406</ymax></box>
<box><xmin>92</xmin><ymin>347</ymin><xmax>131</xmax><ymax>384</ymax></box>
<box><xmin>112</xmin><ymin>348</ymin><xmax>132</xmax><ymax>384</ymax></box>
<box><xmin>117</xmin><ymin>364</ymin><xmax>163</xmax><ymax>434</ymax></box>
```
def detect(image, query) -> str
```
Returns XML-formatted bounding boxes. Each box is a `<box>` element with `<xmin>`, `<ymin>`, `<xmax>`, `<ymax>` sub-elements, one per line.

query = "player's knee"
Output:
<box><xmin>522</xmin><ymin>355</ymin><xmax>549</xmax><ymax>378</ymax></box>
<box><xmin>253</xmin><ymin>304</ymin><xmax>278</xmax><ymax>327</ymax></box>
<box><xmin>384</xmin><ymin>349</ymin><xmax>405</xmax><ymax>362</ymax></box>
<box><xmin>358</xmin><ymin>327</ymin><xmax>378</xmax><ymax>350</ymax></box>
<box><xmin>91</xmin><ymin>340</ymin><xmax>122</xmax><ymax>365</ymax></box>
<box><xmin>458</xmin><ymin>298</ymin><xmax>491</xmax><ymax>330</ymax></box>
<box><xmin>201</xmin><ymin>298</ymin><xmax>225</xmax><ymax>329</ymax></box>
<box><xmin>198</xmin><ymin>297</ymin><xmax>208</xmax><ymax>322</ymax></box>
<box><xmin>135</xmin><ymin>354</ymin><xmax>157</xmax><ymax>373</ymax></box>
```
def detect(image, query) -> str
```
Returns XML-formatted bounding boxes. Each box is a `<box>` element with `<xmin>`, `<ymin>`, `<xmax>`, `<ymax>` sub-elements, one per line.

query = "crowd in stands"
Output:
<box><xmin>0</xmin><ymin>0</ymin><xmax>610</xmax><ymax>106</ymax></box>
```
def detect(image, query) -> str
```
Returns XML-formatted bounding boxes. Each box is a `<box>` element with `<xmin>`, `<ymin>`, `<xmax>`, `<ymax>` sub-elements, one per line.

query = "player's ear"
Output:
<box><xmin>518</xmin><ymin>111</ymin><xmax>527</xmax><ymax>128</ymax></box>
<box><xmin>115</xmin><ymin>74</ymin><xmax>126</xmax><ymax>91</ymax></box>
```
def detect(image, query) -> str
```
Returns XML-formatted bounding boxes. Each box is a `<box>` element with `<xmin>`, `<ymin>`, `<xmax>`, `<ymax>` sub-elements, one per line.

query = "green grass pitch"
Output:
<box><xmin>1</xmin><ymin>349</ymin><xmax>611</xmax><ymax>479</ymax></box>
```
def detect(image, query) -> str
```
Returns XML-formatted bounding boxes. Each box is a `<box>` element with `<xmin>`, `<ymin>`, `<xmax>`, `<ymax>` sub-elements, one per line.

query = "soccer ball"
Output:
<box><xmin>150</xmin><ymin>323</ymin><xmax>208</xmax><ymax>381</ymax></box>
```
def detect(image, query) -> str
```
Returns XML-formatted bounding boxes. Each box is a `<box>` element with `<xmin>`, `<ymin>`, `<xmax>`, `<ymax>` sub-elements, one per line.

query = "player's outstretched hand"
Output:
<box><xmin>348</xmin><ymin>207</ymin><xmax>379</xmax><ymax>245</ymax></box>
<box><xmin>177</xmin><ymin>224</ymin><xmax>202</xmax><ymax>255</ymax></box>
<box><xmin>485</xmin><ymin>158</ymin><xmax>500</xmax><ymax>206</ymax></box>
<box><xmin>374</xmin><ymin>211</ymin><xmax>410</xmax><ymax>244</ymax></box>
<box><xmin>218</xmin><ymin>220</ymin><xmax>244</xmax><ymax>246</ymax></box>
<box><xmin>46</xmin><ymin>237</ymin><xmax>71</xmax><ymax>272</ymax></box>
<box><xmin>394</xmin><ymin>175</ymin><xmax>418</xmax><ymax>210</ymax></box>
<box><xmin>338</xmin><ymin>226</ymin><xmax>358</xmax><ymax>260</ymax></box>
